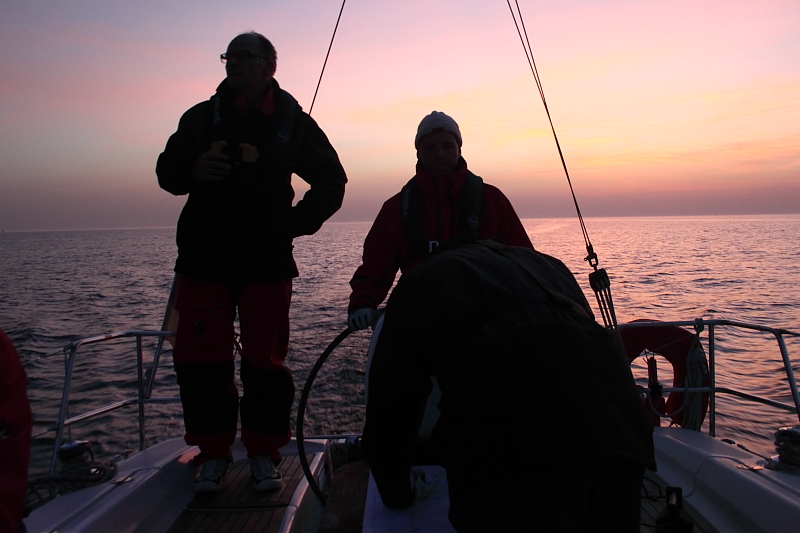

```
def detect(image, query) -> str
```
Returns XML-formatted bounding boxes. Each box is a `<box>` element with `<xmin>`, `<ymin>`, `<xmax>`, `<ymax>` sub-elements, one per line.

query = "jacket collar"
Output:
<box><xmin>415</xmin><ymin>157</ymin><xmax>469</xmax><ymax>201</ymax></box>
<box><xmin>215</xmin><ymin>78</ymin><xmax>277</xmax><ymax>117</ymax></box>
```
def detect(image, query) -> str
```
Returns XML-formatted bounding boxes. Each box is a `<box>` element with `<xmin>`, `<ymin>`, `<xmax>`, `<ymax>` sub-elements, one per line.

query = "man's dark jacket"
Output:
<box><xmin>157</xmin><ymin>79</ymin><xmax>346</xmax><ymax>282</ymax></box>
<box><xmin>363</xmin><ymin>241</ymin><xmax>656</xmax><ymax>510</ymax></box>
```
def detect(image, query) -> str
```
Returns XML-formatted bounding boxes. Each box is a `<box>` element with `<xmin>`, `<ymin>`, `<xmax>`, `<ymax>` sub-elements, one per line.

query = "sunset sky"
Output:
<box><xmin>1</xmin><ymin>0</ymin><xmax>798</xmax><ymax>231</ymax></box>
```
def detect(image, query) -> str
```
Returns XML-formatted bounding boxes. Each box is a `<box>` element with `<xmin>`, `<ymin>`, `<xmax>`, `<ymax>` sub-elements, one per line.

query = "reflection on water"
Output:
<box><xmin>532</xmin><ymin>216</ymin><xmax>800</xmax><ymax>458</ymax></box>
<box><xmin>1</xmin><ymin>216</ymin><xmax>799</xmax><ymax>475</ymax></box>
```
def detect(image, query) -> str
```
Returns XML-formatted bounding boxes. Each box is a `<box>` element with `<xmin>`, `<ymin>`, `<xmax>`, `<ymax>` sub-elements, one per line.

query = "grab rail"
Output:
<box><xmin>620</xmin><ymin>319</ymin><xmax>800</xmax><ymax>437</ymax></box>
<box><xmin>47</xmin><ymin>330</ymin><xmax>178</xmax><ymax>476</ymax></box>
<box><xmin>42</xmin><ymin>318</ymin><xmax>800</xmax><ymax>475</ymax></box>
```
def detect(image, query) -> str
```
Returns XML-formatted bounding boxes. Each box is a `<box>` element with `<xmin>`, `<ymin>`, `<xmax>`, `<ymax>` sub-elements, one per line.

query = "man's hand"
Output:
<box><xmin>410</xmin><ymin>469</ymin><xmax>434</xmax><ymax>503</ymax></box>
<box><xmin>192</xmin><ymin>150</ymin><xmax>231</xmax><ymax>181</ymax></box>
<box><xmin>347</xmin><ymin>307</ymin><xmax>377</xmax><ymax>331</ymax></box>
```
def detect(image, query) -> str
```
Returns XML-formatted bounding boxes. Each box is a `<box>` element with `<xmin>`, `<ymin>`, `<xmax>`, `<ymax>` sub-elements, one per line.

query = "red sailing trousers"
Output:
<box><xmin>172</xmin><ymin>275</ymin><xmax>294</xmax><ymax>462</ymax></box>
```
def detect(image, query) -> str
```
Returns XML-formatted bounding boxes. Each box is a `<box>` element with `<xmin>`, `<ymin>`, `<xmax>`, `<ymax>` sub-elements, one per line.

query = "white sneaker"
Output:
<box><xmin>250</xmin><ymin>455</ymin><xmax>282</xmax><ymax>491</ymax></box>
<box><xmin>194</xmin><ymin>456</ymin><xmax>231</xmax><ymax>492</ymax></box>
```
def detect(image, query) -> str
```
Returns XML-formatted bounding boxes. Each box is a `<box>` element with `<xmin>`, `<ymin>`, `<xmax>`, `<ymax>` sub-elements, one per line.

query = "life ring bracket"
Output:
<box><xmin>621</xmin><ymin>321</ymin><xmax>711</xmax><ymax>429</ymax></box>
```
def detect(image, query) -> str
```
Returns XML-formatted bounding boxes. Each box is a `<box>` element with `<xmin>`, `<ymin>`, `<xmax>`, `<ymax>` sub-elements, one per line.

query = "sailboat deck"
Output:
<box><xmin>161</xmin><ymin>453</ymin><xmax>719</xmax><ymax>533</ymax></box>
<box><xmin>167</xmin><ymin>454</ymin><xmax>312</xmax><ymax>533</ymax></box>
<box><xmin>640</xmin><ymin>471</ymin><xmax>718</xmax><ymax>533</ymax></box>
<box><xmin>318</xmin><ymin>460</ymin><xmax>723</xmax><ymax>533</ymax></box>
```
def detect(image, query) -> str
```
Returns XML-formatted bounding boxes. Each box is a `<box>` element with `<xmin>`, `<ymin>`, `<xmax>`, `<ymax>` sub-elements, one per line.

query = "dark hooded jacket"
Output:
<box><xmin>363</xmin><ymin>241</ymin><xmax>655</xmax><ymax>510</ymax></box>
<box><xmin>157</xmin><ymin>79</ymin><xmax>346</xmax><ymax>282</ymax></box>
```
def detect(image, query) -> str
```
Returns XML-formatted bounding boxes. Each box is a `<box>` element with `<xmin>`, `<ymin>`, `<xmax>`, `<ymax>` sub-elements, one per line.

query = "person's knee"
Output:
<box><xmin>175</xmin><ymin>361</ymin><xmax>235</xmax><ymax>389</ymax></box>
<box><xmin>240</xmin><ymin>361</ymin><xmax>295</xmax><ymax>405</ymax></box>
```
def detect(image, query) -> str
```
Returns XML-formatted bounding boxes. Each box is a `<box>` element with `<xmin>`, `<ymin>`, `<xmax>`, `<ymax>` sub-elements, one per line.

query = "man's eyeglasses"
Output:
<box><xmin>220</xmin><ymin>51</ymin><xmax>265</xmax><ymax>64</ymax></box>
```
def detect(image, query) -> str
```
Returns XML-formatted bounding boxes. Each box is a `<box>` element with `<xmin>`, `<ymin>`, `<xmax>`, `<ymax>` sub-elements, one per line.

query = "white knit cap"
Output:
<box><xmin>414</xmin><ymin>111</ymin><xmax>462</xmax><ymax>148</ymax></box>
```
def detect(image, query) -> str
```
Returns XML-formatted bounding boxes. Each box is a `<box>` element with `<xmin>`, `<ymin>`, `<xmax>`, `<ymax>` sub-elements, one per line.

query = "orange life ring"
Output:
<box><xmin>620</xmin><ymin>321</ymin><xmax>710</xmax><ymax>428</ymax></box>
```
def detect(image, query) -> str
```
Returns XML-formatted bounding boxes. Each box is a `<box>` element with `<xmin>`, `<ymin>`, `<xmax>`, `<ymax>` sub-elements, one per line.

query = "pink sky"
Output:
<box><xmin>0</xmin><ymin>0</ymin><xmax>798</xmax><ymax>231</ymax></box>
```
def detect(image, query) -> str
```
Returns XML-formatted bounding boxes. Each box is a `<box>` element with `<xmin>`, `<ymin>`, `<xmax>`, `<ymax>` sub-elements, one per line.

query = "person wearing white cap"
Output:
<box><xmin>347</xmin><ymin>111</ymin><xmax>533</xmax><ymax>331</ymax></box>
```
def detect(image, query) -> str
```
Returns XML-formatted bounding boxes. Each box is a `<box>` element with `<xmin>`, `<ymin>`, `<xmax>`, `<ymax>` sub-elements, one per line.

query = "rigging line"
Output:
<box><xmin>512</xmin><ymin>0</ymin><xmax>592</xmax><ymax>255</ymax></box>
<box><xmin>505</xmin><ymin>5</ymin><xmax>546</xmax><ymax>104</ymax></box>
<box><xmin>511</xmin><ymin>0</ymin><xmax>592</xmax><ymax>257</ymax></box>
<box><xmin>308</xmin><ymin>0</ymin><xmax>348</xmax><ymax>116</ymax></box>
<box><xmin>506</xmin><ymin>0</ymin><xmax>597</xmax><ymax>267</ymax></box>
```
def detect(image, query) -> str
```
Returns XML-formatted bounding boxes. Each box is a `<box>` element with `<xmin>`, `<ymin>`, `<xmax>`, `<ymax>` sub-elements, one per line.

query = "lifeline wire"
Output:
<box><xmin>308</xmin><ymin>0</ymin><xmax>348</xmax><ymax>115</ymax></box>
<box><xmin>506</xmin><ymin>1</ymin><xmax>626</xmax><ymax>337</ymax></box>
<box><xmin>505</xmin><ymin>0</ymin><xmax>596</xmax><ymax>268</ymax></box>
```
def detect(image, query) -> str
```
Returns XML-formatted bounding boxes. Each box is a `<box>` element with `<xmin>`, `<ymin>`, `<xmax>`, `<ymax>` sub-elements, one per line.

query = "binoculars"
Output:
<box><xmin>211</xmin><ymin>141</ymin><xmax>258</xmax><ymax>164</ymax></box>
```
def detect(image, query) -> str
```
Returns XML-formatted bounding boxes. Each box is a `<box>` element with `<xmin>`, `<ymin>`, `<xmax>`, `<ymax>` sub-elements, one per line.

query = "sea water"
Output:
<box><xmin>1</xmin><ymin>215</ymin><xmax>799</xmax><ymax>474</ymax></box>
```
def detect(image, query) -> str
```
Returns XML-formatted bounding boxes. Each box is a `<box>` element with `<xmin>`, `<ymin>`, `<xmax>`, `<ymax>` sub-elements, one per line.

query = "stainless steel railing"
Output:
<box><xmin>42</xmin><ymin>319</ymin><xmax>800</xmax><ymax>475</ymax></box>
<box><xmin>620</xmin><ymin>319</ymin><xmax>800</xmax><ymax>437</ymax></box>
<box><xmin>47</xmin><ymin>330</ymin><xmax>178</xmax><ymax>476</ymax></box>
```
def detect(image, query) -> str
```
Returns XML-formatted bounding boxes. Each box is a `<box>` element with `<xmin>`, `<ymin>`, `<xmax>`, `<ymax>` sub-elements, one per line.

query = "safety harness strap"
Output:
<box><xmin>400</xmin><ymin>171</ymin><xmax>483</xmax><ymax>260</ymax></box>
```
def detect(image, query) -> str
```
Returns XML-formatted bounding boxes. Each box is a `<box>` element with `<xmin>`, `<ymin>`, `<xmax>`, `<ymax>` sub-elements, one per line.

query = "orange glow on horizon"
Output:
<box><xmin>0</xmin><ymin>0</ymin><xmax>798</xmax><ymax>231</ymax></box>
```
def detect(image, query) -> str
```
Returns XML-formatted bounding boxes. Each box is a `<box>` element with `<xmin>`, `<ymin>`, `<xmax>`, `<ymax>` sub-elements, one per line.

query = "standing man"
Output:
<box><xmin>157</xmin><ymin>32</ymin><xmax>346</xmax><ymax>492</ymax></box>
<box><xmin>363</xmin><ymin>241</ymin><xmax>655</xmax><ymax>532</ymax></box>
<box><xmin>346</xmin><ymin>111</ymin><xmax>533</xmax><ymax>330</ymax></box>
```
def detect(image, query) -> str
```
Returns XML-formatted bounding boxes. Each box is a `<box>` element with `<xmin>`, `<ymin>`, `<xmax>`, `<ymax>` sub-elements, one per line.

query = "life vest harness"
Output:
<box><xmin>620</xmin><ymin>320</ymin><xmax>710</xmax><ymax>430</ymax></box>
<box><xmin>400</xmin><ymin>171</ymin><xmax>483</xmax><ymax>263</ymax></box>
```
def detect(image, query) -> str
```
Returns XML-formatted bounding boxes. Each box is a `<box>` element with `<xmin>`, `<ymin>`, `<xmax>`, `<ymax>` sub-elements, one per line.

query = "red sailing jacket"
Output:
<box><xmin>0</xmin><ymin>329</ymin><xmax>31</xmax><ymax>533</ymax></box>
<box><xmin>348</xmin><ymin>159</ymin><xmax>533</xmax><ymax>313</ymax></box>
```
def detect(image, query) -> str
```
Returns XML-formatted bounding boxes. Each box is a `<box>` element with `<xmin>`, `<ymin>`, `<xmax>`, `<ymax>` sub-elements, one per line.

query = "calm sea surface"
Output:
<box><xmin>1</xmin><ymin>216</ymin><xmax>799</xmax><ymax>475</ymax></box>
